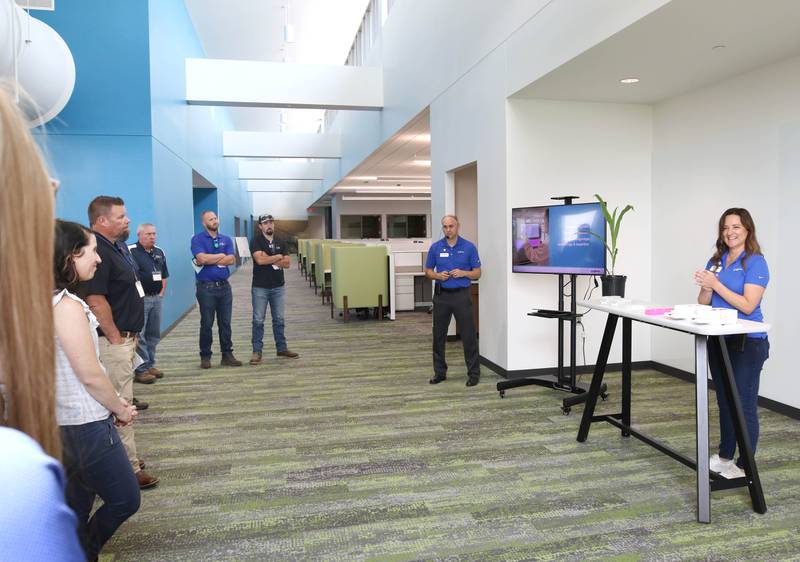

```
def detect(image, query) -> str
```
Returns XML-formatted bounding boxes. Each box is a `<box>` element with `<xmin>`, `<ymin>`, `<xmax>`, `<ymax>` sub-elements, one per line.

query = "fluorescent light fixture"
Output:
<box><xmin>355</xmin><ymin>188</ymin><xmax>431</xmax><ymax>194</ymax></box>
<box><xmin>342</xmin><ymin>196</ymin><xmax>432</xmax><ymax>201</ymax></box>
<box><xmin>337</xmin><ymin>185</ymin><xmax>431</xmax><ymax>191</ymax></box>
<box><xmin>619</xmin><ymin>77</ymin><xmax>640</xmax><ymax>84</ymax></box>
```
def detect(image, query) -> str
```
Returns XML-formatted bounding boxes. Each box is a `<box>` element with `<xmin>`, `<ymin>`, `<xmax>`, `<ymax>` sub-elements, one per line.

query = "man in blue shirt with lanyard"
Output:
<box><xmin>191</xmin><ymin>211</ymin><xmax>242</xmax><ymax>369</ymax></box>
<box><xmin>425</xmin><ymin>215</ymin><xmax>482</xmax><ymax>387</ymax></box>
<box><xmin>130</xmin><ymin>223</ymin><xmax>169</xmax><ymax>382</ymax></box>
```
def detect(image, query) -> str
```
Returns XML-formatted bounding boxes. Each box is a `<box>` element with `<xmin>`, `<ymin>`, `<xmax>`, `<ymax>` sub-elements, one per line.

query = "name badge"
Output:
<box><xmin>152</xmin><ymin>272</ymin><xmax>162</xmax><ymax>282</ymax></box>
<box><xmin>135</xmin><ymin>280</ymin><xmax>145</xmax><ymax>298</ymax></box>
<box><xmin>439</xmin><ymin>252</ymin><xmax>449</xmax><ymax>258</ymax></box>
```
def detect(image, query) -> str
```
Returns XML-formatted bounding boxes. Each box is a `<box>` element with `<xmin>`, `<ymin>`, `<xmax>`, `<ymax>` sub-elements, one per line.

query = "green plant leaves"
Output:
<box><xmin>594</xmin><ymin>194</ymin><xmax>634</xmax><ymax>276</ymax></box>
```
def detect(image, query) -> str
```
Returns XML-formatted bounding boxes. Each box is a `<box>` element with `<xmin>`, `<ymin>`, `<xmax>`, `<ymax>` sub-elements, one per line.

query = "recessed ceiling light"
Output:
<box><xmin>620</xmin><ymin>77</ymin><xmax>639</xmax><ymax>84</ymax></box>
<box><xmin>712</xmin><ymin>44</ymin><xmax>726</xmax><ymax>50</ymax></box>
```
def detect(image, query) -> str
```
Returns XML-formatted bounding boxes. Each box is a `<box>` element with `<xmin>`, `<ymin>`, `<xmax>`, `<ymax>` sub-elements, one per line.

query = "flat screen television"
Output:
<box><xmin>512</xmin><ymin>202</ymin><xmax>606</xmax><ymax>275</ymax></box>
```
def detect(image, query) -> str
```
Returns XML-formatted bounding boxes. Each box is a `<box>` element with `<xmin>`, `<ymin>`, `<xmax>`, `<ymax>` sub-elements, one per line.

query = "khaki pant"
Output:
<box><xmin>99</xmin><ymin>336</ymin><xmax>140</xmax><ymax>473</ymax></box>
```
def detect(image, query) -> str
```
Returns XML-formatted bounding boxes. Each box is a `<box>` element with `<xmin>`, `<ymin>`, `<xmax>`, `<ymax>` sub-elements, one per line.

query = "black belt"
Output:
<box><xmin>196</xmin><ymin>280</ymin><xmax>229</xmax><ymax>287</ymax></box>
<box><xmin>439</xmin><ymin>286</ymin><xmax>468</xmax><ymax>293</ymax></box>
<box><xmin>98</xmin><ymin>329</ymin><xmax>137</xmax><ymax>338</ymax></box>
<box><xmin>145</xmin><ymin>292</ymin><xmax>161</xmax><ymax>297</ymax></box>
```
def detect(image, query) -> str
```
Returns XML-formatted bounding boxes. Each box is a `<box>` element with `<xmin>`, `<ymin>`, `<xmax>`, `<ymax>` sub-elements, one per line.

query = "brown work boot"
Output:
<box><xmin>220</xmin><ymin>354</ymin><xmax>242</xmax><ymax>367</ymax></box>
<box><xmin>134</xmin><ymin>371</ymin><xmax>157</xmax><ymax>384</ymax></box>
<box><xmin>276</xmin><ymin>349</ymin><xmax>299</xmax><ymax>358</ymax></box>
<box><xmin>132</xmin><ymin>397</ymin><xmax>149</xmax><ymax>410</ymax></box>
<box><xmin>200</xmin><ymin>357</ymin><xmax>212</xmax><ymax>369</ymax></box>
<box><xmin>136</xmin><ymin>471</ymin><xmax>159</xmax><ymax>489</ymax></box>
<box><xmin>147</xmin><ymin>367</ymin><xmax>164</xmax><ymax>379</ymax></box>
<box><xmin>249</xmin><ymin>352</ymin><xmax>263</xmax><ymax>365</ymax></box>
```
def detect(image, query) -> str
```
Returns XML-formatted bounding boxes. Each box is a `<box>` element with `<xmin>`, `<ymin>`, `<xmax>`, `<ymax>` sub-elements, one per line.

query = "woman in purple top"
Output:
<box><xmin>694</xmin><ymin>208</ymin><xmax>770</xmax><ymax>479</ymax></box>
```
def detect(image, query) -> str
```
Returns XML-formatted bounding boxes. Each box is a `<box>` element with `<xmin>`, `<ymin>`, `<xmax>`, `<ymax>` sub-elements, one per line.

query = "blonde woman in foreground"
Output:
<box><xmin>0</xmin><ymin>83</ymin><xmax>84</xmax><ymax>560</ymax></box>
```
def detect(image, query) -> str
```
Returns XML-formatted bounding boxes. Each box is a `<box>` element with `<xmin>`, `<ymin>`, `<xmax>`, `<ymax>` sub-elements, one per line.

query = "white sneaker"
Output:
<box><xmin>709</xmin><ymin>454</ymin><xmax>735</xmax><ymax>474</ymax></box>
<box><xmin>720</xmin><ymin>464</ymin><xmax>746</xmax><ymax>479</ymax></box>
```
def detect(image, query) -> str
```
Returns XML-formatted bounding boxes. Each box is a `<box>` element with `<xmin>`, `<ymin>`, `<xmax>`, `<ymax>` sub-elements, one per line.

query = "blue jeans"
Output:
<box><xmin>60</xmin><ymin>416</ymin><xmax>140</xmax><ymax>560</ymax></box>
<box><xmin>709</xmin><ymin>336</ymin><xmax>770</xmax><ymax>467</ymax></box>
<box><xmin>135</xmin><ymin>294</ymin><xmax>162</xmax><ymax>373</ymax></box>
<box><xmin>252</xmin><ymin>285</ymin><xmax>287</xmax><ymax>353</ymax></box>
<box><xmin>196</xmin><ymin>281</ymin><xmax>233</xmax><ymax>358</ymax></box>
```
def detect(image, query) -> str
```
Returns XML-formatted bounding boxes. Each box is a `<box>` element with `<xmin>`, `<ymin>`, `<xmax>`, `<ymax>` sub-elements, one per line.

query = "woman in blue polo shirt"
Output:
<box><xmin>694</xmin><ymin>208</ymin><xmax>769</xmax><ymax>479</ymax></box>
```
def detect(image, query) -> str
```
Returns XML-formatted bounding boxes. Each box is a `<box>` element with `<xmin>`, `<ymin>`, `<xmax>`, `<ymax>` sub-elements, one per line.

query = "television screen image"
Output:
<box><xmin>512</xmin><ymin>202</ymin><xmax>606</xmax><ymax>275</ymax></box>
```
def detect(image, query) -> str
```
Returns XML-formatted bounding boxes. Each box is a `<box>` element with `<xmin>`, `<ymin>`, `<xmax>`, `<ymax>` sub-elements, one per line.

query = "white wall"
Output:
<box><xmin>381</xmin><ymin>0</ymin><xmax>667</xmax><ymax>139</ymax></box>
<box><xmin>454</xmin><ymin>164</ymin><xmax>478</xmax><ymax>245</ymax></box>
<box><xmin>652</xmin><ymin>55</ymin><xmax>800</xmax><ymax>408</ymax></box>
<box><xmin>251</xmin><ymin>191</ymin><xmax>314</xmax><ymax>220</ymax></box>
<box><xmin>506</xmin><ymin>99</ymin><xmax>653</xmax><ymax>371</ymax></box>
<box><xmin>330</xmin><ymin>194</ymin><xmax>431</xmax><ymax>239</ymax></box>
<box><xmin>430</xmin><ymin>46</ymin><xmax>509</xmax><ymax>367</ymax></box>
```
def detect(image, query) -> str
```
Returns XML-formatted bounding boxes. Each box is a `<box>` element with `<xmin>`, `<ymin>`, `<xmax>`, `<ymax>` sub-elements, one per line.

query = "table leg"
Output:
<box><xmin>621</xmin><ymin>318</ymin><xmax>632</xmax><ymax>436</ymax></box>
<box><xmin>695</xmin><ymin>335</ymin><xmax>710</xmax><ymax>523</ymax></box>
<box><xmin>577</xmin><ymin>314</ymin><xmax>618</xmax><ymax>442</ymax></box>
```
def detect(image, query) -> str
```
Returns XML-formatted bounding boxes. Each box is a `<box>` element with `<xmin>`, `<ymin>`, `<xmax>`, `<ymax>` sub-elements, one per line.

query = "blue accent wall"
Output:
<box><xmin>193</xmin><ymin>189</ymin><xmax>218</xmax><ymax>235</ymax></box>
<box><xmin>33</xmin><ymin>0</ymin><xmax>151</xmax><ymax>136</ymax></box>
<box><xmin>33</xmin><ymin>0</ymin><xmax>251</xmax><ymax>332</ymax></box>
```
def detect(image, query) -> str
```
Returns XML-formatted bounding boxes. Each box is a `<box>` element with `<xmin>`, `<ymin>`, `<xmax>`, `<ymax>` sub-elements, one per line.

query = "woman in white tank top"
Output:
<box><xmin>53</xmin><ymin>220</ymin><xmax>140</xmax><ymax>561</ymax></box>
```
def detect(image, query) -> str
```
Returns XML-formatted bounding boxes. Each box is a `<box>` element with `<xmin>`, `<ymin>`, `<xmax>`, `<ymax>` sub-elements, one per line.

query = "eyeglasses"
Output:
<box><xmin>212</xmin><ymin>238</ymin><xmax>220</xmax><ymax>249</ymax></box>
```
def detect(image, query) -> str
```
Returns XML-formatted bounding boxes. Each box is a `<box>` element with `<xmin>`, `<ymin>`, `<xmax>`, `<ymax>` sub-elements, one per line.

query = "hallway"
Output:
<box><xmin>105</xmin><ymin>262</ymin><xmax>800</xmax><ymax>561</ymax></box>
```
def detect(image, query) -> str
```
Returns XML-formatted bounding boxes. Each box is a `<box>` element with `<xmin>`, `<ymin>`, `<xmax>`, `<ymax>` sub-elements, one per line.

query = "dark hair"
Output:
<box><xmin>88</xmin><ymin>195</ymin><xmax>124</xmax><ymax>226</ymax></box>
<box><xmin>54</xmin><ymin>220</ymin><xmax>93</xmax><ymax>291</ymax></box>
<box><xmin>710</xmin><ymin>208</ymin><xmax>762</xmax><ymax>269</ymax></box>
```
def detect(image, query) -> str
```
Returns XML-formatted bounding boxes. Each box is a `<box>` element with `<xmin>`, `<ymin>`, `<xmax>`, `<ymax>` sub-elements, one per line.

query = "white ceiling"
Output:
<box><xmin>513</xmin><ymin>0</ymin><xmax>800</xmax><ymax>104</ymax></box>
<box><xmin>320</xmin><ymin>107</ymin><xmax>431</xmax><ymax>203</ymax></box>
<box><xmin>184</xmin><ymin>0</ymin><xmax>370</xmax><ymax>133</ymax></box>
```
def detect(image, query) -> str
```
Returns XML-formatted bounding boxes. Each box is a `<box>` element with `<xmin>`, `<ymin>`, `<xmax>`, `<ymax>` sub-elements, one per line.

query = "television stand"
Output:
<box><xmin>497</xmin><ymin>274</ymin><xmax>608</xmax><ymax>414</ymax></box>
<box><xmin>500</xmin><ymin>195</ymin><xmax>608</xmax><ymax>414</ymax></box>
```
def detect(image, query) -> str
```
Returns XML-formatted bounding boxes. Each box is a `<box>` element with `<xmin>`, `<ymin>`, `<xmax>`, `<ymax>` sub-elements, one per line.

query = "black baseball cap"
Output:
<box><xmin>258</xmin><ymin>214</ymin><xmax>275</xmax><ymax>224</ymax></box>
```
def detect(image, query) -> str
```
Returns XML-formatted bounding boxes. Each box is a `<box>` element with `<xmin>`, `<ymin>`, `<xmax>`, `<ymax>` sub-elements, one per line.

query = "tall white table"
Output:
<box><xmin>576</xmin><ymin>298</ymin><xmax>771</xmax><ymax>523</ymax></box>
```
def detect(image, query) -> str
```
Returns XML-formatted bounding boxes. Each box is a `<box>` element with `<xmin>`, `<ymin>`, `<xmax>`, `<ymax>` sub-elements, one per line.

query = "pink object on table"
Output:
<box><xmin>645</xmin><ymin>307</ymin><xmax>673</xmax><ymax>316</ymax></box>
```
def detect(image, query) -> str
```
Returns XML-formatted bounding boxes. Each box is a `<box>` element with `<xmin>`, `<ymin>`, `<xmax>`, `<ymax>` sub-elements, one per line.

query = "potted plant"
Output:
<box><xmin>593</xmin><ymin>193</ymin><xmax>634</xmax><ymax>297</ymax></box>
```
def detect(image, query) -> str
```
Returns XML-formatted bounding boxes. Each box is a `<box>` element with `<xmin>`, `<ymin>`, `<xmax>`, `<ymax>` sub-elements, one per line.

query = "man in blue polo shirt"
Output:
<box><xmin>190</xmin><ymin>211</ymin><xmax>242</xmax><ymax>369</ymax></box>
<box><xmin>424</xmin><ymin>214</ymin><xmax>482</xmax><ymax>387</ymax></box>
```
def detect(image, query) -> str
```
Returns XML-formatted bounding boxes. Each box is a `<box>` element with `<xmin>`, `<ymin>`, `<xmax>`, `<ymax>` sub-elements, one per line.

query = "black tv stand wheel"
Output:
<box><xmin>601</xmin><ymin>391</ymin><xmax>609</xmax><ymax>401</ymax></box>
<box><xmin>561</xmin><ymin>405</ymin><xmax>571</xmax><ymax>415</ymax></box>
<box><xmin>498</xmin><ymin>390</ymin><xmax>506</xmax><ymax>398</ymax></box>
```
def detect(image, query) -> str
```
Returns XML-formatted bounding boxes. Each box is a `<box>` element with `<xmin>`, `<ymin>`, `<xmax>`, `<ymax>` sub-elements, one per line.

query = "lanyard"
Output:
<box><xmin>97</xmin><ymin>234</ymin><xmax>139</xmax><ymax>280</ymax></box>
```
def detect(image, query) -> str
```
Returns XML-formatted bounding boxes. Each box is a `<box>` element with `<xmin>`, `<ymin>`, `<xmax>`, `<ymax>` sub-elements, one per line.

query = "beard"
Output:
<box><xmin>265</xmin><ymin>227</ymin><xmax>274</xmax><ymax>235</ymax></box>
<box><xmin>207</xmin><ymin>224</ymin><xmax>219</xmax><ymax>233</ymax></box>
<box><xmin>120</xmin><ymin>227</ymin><xmax>130</xmax><ymax>241</ymax></box>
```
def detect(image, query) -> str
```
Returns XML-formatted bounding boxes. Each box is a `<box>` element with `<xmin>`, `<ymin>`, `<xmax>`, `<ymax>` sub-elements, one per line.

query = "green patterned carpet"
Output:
<box><xmin>104</xmin><ymin>262</ymin><xmax>800</xmax><ymax>561</ymax></box>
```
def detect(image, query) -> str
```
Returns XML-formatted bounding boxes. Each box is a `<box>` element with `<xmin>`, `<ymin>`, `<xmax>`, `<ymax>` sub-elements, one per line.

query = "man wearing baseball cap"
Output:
<box><xmin>249</xmin><ymin>214</ymin><xmax>299</xmax><ymax>364</ymax></box>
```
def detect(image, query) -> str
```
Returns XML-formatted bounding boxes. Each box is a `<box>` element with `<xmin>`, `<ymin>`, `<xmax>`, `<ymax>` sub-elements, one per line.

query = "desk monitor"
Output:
<box><xmin>512</xmin><ymin>202</ymin><xmax>606</xmax><ymax>275</ymax></box>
